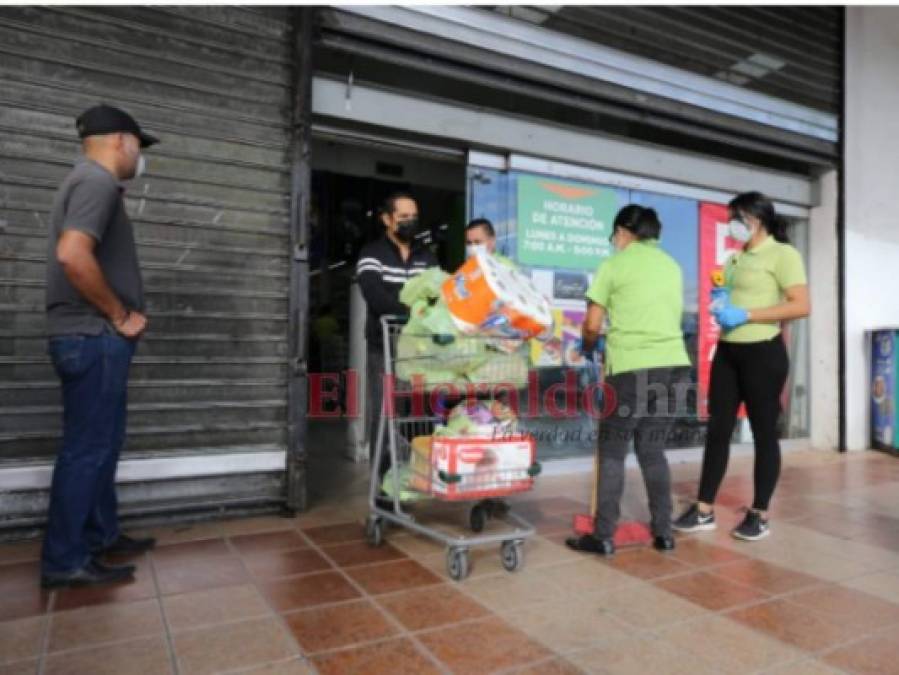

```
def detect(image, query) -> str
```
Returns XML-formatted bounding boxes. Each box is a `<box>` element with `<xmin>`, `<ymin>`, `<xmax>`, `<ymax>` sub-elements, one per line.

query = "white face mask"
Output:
<box><xmin>728</xmin><ymin>218</ymin><xmax>752</xmax><ymax>243</ymax></box>
<box><xmin>135</xmin><ymin>154</ymin><xmax>146</xmax><ymax>178</ymax></box>
<box><xmin>466</xmin><ymin>243</ymin><xmax>487</xmax><ymax>258</ymax></box>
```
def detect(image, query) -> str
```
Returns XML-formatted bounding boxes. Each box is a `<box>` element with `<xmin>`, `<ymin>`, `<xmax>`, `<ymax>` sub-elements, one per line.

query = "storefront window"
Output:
<box><xmin>467</xmin><ymin>162</ymin><xmax>811</xmax><ymax>457</ymax></box>
<box><xmin>468</xmin><ymin>167</ymin><xmax>625</xmax><ymax>458</ymax></box>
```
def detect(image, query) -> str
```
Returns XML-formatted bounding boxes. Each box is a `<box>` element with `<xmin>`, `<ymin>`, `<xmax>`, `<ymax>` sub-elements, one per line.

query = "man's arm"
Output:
<box><xmin>57</xmin><ymin>230</ymin><xmax>146</xmax><ymax>337</ymax></box>
<box><xmin>357</xmin><ymin>268</ymin><xmax>406</xmax><ymax>317</ymax></box>
<box><xmin>582</xmin><ymin>300</ymin><xmax>606</xmax><ymax>353</ymax></box>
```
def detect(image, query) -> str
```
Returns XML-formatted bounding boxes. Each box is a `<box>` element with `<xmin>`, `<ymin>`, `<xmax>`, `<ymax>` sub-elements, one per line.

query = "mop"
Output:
<box><xmin>572</xmin><ymin>446</ymin><xmax>653</xmax><ymax>546</ymax></box>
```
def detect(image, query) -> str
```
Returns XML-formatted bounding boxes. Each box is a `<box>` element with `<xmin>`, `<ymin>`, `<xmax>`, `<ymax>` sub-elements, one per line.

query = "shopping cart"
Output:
<box><xmin>365</xmin><ymin>316</ymin><xmax>540</xmax><ymax>581</ymax></box>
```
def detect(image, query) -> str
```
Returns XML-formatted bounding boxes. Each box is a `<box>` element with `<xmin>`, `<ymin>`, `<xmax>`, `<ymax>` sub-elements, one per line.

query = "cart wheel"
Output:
<box><xmin>469</xmin><ymin>505</ymin><xmax>487</xmax><ymax>533</ymax></box>
<box><xmin>446</xmin><ymin>548</ymin><xmax>470</xmax><ymax>581</ymax></box>
<box><xmin>501</xmin><ymin>540</ymin><xmax>524</xmax><ymax>572</ymax></box>
<box><xmin>365</xmin><ymin>517</ymin><xmax>384</xmax><ymax>547</ymax></box>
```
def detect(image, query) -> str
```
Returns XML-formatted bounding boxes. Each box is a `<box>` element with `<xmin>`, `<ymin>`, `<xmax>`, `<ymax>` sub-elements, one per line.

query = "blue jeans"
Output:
<box><xmin>41</xmin><ymin>332</ymin><xmax>136</xmax><ymax>575</ymax></box>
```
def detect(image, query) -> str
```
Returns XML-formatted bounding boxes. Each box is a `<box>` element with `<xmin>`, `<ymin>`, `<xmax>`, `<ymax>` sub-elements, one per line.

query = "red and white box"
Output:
<box><xmin>411</xmin><ymin>435</ymin><xmax>537</xmax><ymax>501</ymax></box>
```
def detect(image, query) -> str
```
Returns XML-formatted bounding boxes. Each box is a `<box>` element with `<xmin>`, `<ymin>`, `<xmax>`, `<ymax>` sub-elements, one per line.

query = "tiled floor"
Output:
<box><xmin>3</xmin><ymin>449</ymin><xmax>899</xmax><ymax>674</ymax></box>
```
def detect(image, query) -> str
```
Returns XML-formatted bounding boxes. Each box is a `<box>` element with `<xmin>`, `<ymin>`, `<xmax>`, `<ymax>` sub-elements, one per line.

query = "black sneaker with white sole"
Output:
<box><xmin>732</xmin><ymin>509</ymin><xmax>770</xmax><ymax>541</ymax></box>
<box><xmin>672</xmin><ymin>503</ymin><xmax>717</xmax><ymax>533</ymax></box>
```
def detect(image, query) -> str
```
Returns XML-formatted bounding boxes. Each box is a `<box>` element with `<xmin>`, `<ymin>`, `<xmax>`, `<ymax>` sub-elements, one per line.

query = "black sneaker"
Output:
<box><xmin>672</xmin><ymin>503</ymin><xmax>716</xmax><ymax>533</ymax></box>
<box><xmin>41</xmin><ymin>559</ymin><xmax>135</xmax><ymax>589</ymax></box>
<box><xmin>565</xmin><ymin>535</ymin><xmax>615</xmax><ymax>557</ymax></box>
<box><xmin>99</xmin><ymin>534</ymin><xmax>156</xmax><ymax>556</ymax></box>
<box><xmin>732</xmin><ymin>509</ymin><xmax>770</xmax><ymax>541</ymax></box>
<box><xmin>653</xmin><ymin>535</ymin><xmax>676</xmax><ymax>552</ymax></box>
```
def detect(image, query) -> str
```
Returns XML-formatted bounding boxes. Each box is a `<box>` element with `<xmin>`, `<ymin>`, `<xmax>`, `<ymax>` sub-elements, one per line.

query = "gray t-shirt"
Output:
<box><xmin>45</xmin><ymin>158</ymin><xmax>144</xmax><ymax>336</ymax></box>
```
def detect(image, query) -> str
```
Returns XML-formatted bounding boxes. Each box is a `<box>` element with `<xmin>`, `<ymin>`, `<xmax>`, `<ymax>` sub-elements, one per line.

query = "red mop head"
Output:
<box><xmin>573</xmin><ymin>513</ymin><xmax>593</xmax><ymax>535</ymax></box>
<box><xmin>572</xmin><ymin>513</ymin><xmax>652</xmax><ymax>547</ymax></box>
<box><xmin>613</xmin><ymin>521</ymin><xmax>653</xmax><ymax>547</ymax></box>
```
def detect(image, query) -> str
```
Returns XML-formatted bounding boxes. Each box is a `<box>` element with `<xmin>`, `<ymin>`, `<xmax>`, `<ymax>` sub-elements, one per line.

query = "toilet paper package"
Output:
<box><xmin>441</xmin><ymin>250</ymin><xmax>554</xmax><ymax>342</ymax></box>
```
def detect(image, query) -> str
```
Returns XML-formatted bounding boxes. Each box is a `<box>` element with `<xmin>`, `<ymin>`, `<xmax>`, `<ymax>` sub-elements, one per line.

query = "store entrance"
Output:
<box><xmin>305</xmin><ymin>137</ymin><xmax>466</xmax><ymax>508</ymax></box>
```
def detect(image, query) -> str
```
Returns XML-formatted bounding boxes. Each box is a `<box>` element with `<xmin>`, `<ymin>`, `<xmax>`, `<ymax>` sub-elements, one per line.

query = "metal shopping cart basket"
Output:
<box><xmin>365</xmin><ymin>316</ymin><xmax>541</xmax><ymax>581</ymax></box>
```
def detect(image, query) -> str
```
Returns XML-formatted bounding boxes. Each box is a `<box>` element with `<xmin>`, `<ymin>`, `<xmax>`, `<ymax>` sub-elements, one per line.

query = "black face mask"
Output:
<box><xmin>395</xmin><ymin>218</ymin><xmax>419</xmax><ymax>244</ymax></box>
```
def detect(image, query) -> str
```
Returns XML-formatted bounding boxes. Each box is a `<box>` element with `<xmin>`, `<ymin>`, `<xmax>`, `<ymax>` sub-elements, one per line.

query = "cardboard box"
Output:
<box><xmin>408</xmin><ymin>435</ymin><xmax>537</xmax><ymax>500</ymax></box>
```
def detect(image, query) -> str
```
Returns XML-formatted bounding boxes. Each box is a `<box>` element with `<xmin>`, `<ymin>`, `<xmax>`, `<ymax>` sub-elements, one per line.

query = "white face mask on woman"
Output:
<box><xmin>728</xmin><ymin>218</ymin><xmax>753</xmax><ymax>243</ymax></box>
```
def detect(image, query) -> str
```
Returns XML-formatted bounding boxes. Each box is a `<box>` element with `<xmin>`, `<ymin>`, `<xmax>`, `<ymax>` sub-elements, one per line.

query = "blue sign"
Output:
<box><xmin>872</xmin><ymin>330</ymin><xmax>898</xmax><ymax>450</ymax></box>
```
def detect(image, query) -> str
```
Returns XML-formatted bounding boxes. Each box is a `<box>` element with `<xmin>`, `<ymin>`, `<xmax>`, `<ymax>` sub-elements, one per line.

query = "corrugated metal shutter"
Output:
<box><xmin>0</xmin><ymin>7</ymin><xmax>295</xmax><ymax>520</ymax></box>
<box><xmin>317</xmin><ymin>6</ymin><xmax>839</xmax><ymax>168</ymax></box>
<box><xmin>500</xmin><ymin>6</ymin><xmax>842</xmax><ymax>116</ymax></box>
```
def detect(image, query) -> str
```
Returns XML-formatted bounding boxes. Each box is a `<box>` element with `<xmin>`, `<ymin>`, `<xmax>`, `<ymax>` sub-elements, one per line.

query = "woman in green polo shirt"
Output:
<box><xmin>567</xmin><ymin>205</ymin><xmax>690</xmax><ymax>556</ymax></box>
<box><xmin>674</xmin><ymin>192</ymin><xmax>810</xmax><ymax>541</ymax></box>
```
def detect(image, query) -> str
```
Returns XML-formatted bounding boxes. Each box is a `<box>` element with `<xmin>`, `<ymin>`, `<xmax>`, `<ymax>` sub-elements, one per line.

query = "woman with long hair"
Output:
<box><xmin>674</xmin><ymin>192</ymin><xmax>810</xmax><ymax>541</ymax></box>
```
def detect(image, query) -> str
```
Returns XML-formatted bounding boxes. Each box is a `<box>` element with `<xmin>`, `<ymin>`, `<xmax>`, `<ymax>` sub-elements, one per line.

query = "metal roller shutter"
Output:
<box><xmin>0</xmin><ymin>6</ymin><xmax>299</xmax><ymax>527</ymax></box>
<box><xmin>501</xmin><ymin>5</ymin><xmax>842</xmax><ymax>116</ymax></box>
<box><xmin>317</xmin><ymin>6</ymin><xmax>840</xmax><ymax>169</ymax></box>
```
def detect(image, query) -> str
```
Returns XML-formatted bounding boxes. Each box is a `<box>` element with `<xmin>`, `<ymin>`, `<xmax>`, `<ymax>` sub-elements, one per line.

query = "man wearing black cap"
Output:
<box><xmin>41</xmin><ymin>105</ymin><xmax>159</xmax><ymax>588</ymax></box>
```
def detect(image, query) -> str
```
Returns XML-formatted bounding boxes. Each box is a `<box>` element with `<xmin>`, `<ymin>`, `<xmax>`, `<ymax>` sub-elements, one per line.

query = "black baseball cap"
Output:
<box><xmin>75</xmin><ymin>104</ymin><xmax>159</xmax><ymax>148</ymax></box>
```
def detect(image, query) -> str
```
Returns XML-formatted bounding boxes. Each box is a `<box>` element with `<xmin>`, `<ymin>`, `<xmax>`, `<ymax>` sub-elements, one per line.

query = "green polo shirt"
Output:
<box><xmin>585</xmin><ymin>240</ymin><xmax>690</xmax><ymax>375</ymax></box>
<box><xmin>723</xmin><ymin>235</ymin><xmax>807</xmax><ymax>343</ymax></box>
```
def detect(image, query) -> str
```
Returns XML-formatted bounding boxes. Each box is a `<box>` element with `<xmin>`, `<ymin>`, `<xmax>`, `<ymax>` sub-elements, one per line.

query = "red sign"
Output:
<box><xmin>698</xmin><ymin>202</ymin><xmax>745</xmax><ymax>419</ymax></box>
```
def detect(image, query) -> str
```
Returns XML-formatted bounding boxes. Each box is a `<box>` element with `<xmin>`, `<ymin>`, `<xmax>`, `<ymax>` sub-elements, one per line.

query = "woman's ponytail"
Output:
<box><xmin>769</xmin><ymin>215</ymin><xmax>790</xmax><ymax>243</ymax></box>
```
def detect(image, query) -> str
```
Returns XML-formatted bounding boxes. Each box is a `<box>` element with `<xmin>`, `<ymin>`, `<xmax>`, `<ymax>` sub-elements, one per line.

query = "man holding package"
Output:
<box><xmin>464</xmin><ymin>217</ymin><xmax>514</xmax><ymax>267</ymax></box>
<box><xmin>356</xmin><ymin>193</ymin><xmax>437</xmax><ymax>498</ymax></box>
<box><xmin>567</xmin><ymin>205</ymin><xmax>690</xmax><ymax>556</ymax></box>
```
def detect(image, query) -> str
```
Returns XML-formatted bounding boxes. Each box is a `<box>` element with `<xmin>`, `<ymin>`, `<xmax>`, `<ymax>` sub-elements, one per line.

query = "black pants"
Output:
<box><xmin>595</xmin><ymin>367</ymin><xmax>688</xmax><ymax>539</ymax></box>
<box><xmin>698</xmin><ymin>336</ymin><xmax>789</xmax><ymax>511</ymax></box>
<box><xmin>367</xmin><ymin>347</ymin><xmax>391</xmax><ymax>480</ymax></box>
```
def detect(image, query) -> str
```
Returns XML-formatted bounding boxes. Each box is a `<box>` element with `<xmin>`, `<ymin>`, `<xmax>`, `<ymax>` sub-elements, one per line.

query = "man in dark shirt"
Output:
<box><xmin>356</xmin><ymin>193</ymin><xmax>437</xmax><ymax>499</ymax></box>
<box><xmin>41</xmin><ymin>105</ymin><xmax>158</xmax><ymax>588</ymax></box>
